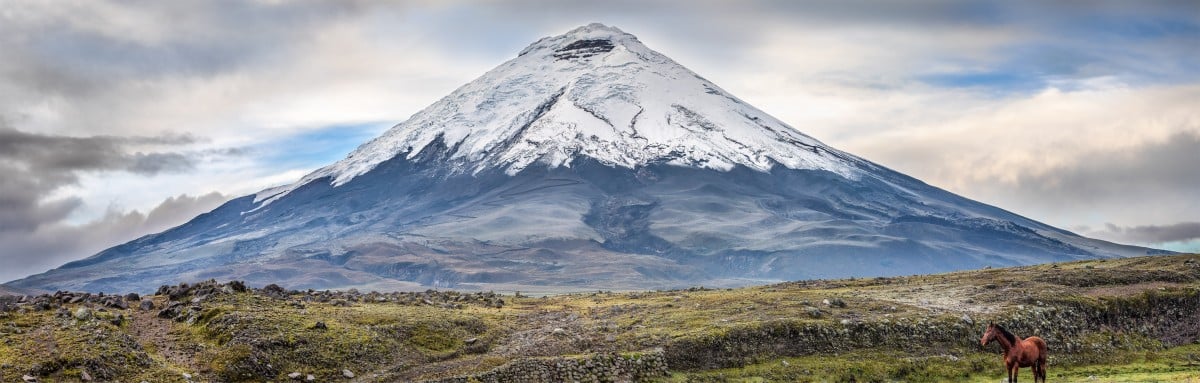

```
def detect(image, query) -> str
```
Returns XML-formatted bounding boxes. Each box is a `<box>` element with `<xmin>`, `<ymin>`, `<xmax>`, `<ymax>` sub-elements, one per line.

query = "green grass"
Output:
<box><xmin>662</xmin><ymin>345</ymin><xmax>1200</xmax><ymax>383</ymax></box>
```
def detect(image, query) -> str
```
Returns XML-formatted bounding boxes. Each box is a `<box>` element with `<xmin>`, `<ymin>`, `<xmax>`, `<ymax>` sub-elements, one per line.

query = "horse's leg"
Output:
<box><xmin>1038</xmin><ymin>354</ymin><xmax>1047</xmax><ymax>382</ymax></box>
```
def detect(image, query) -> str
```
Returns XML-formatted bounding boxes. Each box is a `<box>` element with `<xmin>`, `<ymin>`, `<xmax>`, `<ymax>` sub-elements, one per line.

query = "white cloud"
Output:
<box><xmin>822</xmin><ymin>83</ymin><xmax>1200</xmax><ymax>231</ymax></box>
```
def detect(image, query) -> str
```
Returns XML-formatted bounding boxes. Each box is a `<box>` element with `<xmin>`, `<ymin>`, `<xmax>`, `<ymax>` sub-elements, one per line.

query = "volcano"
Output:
<box><xmin>7</xmin><ymin>24</ymin><xmax>1158</xmax><ymax>293</ymax></box>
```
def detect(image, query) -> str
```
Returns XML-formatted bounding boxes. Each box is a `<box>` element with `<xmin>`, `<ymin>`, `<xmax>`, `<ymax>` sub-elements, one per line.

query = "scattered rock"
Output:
<box><xmin>288</xmin><ymin>372</ymin><xmax>302</xmax><ymax>379</ymax></box>
<box><xmin>139</xmin><ymin>299</ymin><xmax>155</xmax><ymax>311</ymax></box>
<box><xmin>306</xmin><ymin>374</ymin><xmax>316</xmax><ymax>381</ymax></box>
<box><xmin>961</xmin><ymin>314</ymin><xmax>974</xmax><ymax>325</ymax></box>
<box><xmin>229</xmin><ymin>280</ymin><xmax>247</xmax><ymax>292</ymax></box>
<box><xmin>552</xmin><ymin>327</ymin><xmax>566</xmax><ymax>335</ymax></box>
<box><xmin>157</xmin><ymin>301</ymin><xmax>184</xmax><ymax>319</ymax></box>
<box><xmin>80</xmin><ymin>370</ymin><xmax>93</xmax><ymax>381</ymax></box>
<box><xmin>465</xmin><ymin>337</ymin><xmax>478</xmax><ymax>344</ymax></box>
<box><xmin>182</xmin><ymin>372</ymin><xmax>192</xmax><ymax>380</ymax></box>
<box><xmin>263</xmin><ymin>283</ymin><xmax>288</xmax><ymax>298</ymax></box>
<box><xmin>105</xmin><ymin>298</ymin><xmax>129</xmax><ymax>310</ymax></box>
<box><xmin>312</xmin><ymin>321</ymin><xmax>328</xmax><ymax>330</ymax></box>
<box><xmin>781</xmin><ymin>360</ymin><xmax>790</xmax><ymax>367</ymax></box>
<box><xmin>73</xmin><ymin>307</ymin><xmax>92</xmax><ymax>320</ymax></box>
<box><xmin>342</xmin><ymin>369</ymin><xmax>355</xmax><ymax>378</ymax></box>
<box><xmin>124</xmin><ymin>292</ymin><xmax>140</xmax><ymax>301</ymax></box>
<box><xmin>804</xmin><ymin>306</ymin><xmax>822</xmax><ymax>318</ymax></box>
<box><xmin>22</xmin><ymin>375</ymin><xmax>36</xmax><ymax>382</ymax></box>
<box><xmin>824</xmin><ymin>298</ymin><xmax>846</xmax><ymax>308</ymax></box>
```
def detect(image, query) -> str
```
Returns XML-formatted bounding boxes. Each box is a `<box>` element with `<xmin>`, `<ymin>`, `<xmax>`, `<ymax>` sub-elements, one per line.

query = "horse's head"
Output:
<box><xmin>980</xmin><ymin>322</ymin><xmax>996</xmax><ymax>346</ymax></box>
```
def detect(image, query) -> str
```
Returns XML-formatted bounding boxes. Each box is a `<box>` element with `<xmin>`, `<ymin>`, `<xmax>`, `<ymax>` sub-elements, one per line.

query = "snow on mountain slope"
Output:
<box><xmin>260</xmin><ymin>24</ymin><xmax>856</xmax><ymax>206</ymax></box>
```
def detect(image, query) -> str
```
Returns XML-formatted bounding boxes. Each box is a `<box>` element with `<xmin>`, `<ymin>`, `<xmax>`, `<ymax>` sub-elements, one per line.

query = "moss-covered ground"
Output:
<box><xmin>1</xmin><ymin>254</ymin><xmax>1197</xmax><ymax>382</ymax></box>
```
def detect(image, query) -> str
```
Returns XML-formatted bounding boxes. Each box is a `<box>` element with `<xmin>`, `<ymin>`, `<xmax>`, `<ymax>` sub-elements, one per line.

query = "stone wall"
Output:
<box><xmin>665</xmin><ymin>289</ymin><xmax>1200</xmax><ymax>370</ymax></box>
<box><xmin>428</xmin><ymin>351</ymin><xmax>668</xmax><ymax>383</ymax></box>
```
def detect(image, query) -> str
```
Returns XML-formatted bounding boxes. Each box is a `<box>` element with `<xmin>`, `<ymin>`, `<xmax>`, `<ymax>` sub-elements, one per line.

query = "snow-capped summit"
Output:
<box><xmin>7</xmin><ymin>24</ymin><xmax>1163</xmax><ymax>294</ymax></box>
<box><xmin>262</xmin><ymin>23</ymin><xmax>853</xmax><ymax>205</ymax></box>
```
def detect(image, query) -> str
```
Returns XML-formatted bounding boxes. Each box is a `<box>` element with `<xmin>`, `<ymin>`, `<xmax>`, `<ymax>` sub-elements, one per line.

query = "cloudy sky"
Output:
<box><xmin>1</xmin><ymin>0</ymin><xmax>1198</xmax><ymax>282</ymax></box>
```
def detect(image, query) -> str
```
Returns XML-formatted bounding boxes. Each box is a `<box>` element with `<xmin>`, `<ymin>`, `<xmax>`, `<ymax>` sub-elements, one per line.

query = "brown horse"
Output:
<box><xmin>981</xmin><ymin>322</ymin><xmax>1048</xmax><ymax>383</ymax></box>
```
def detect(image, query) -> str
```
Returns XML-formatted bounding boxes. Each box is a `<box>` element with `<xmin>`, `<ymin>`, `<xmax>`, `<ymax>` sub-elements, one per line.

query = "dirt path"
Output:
<box><xmin>128</xmin><ymin>306</ymin><xmax>203</xmax><ymax>375</ymax></box>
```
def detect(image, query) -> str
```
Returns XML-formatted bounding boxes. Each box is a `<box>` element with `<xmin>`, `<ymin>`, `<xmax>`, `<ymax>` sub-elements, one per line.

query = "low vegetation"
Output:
<box><xmin>1</xmin><ymin>254</ymin><xmax>1198</xmax><ymax>382</ymax></box>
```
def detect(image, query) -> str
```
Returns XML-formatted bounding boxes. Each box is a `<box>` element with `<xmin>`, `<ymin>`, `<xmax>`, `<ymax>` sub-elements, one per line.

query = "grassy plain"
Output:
<box><xmin>1</xmin><ymin>254</ymin><xmax>1197</xmax><ymax>382</ymax></box>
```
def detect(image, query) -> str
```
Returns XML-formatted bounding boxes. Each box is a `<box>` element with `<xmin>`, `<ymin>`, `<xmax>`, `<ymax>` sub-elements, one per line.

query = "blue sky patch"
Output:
<box><xmin>256</xmin><ymin>122</ymin><xmax>393</xmax><ymax>171</ymax></box>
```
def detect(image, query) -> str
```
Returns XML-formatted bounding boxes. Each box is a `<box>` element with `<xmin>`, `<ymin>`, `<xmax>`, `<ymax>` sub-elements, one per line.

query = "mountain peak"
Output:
<box><xmin>259</xmin><ymin>24</ymin><xmax>857</xmax><ymax>205</ymax></box>
<box><xmin>518</xmin><ymin>23</ymin><xmax>639</xmax><ymax>58</ymax></box>
<box><xmin>567</xmin><ymin>22</ymin><xmax>629</xmax><ymax>36</ymax></box>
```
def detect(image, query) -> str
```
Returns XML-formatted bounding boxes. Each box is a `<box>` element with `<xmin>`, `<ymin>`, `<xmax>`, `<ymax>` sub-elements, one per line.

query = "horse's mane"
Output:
<box><xmin>994</xmin><ymin>324</ymin><xmax>1018</xmax><ymax>345</ymax></box>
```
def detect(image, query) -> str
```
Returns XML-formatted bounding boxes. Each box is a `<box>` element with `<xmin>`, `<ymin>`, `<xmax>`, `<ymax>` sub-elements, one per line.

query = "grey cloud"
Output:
<box><xmin>1093</xmin><ymin>222</ymin><xmax>1200</xmax><ymax>244</ymax></box>
<box><xmin>1</xmin><ymin>2</ymin><xmax>374</xmax><ymax>95</ymax></box>
<box><xmin>432</xmin><ymin>1</ymin><xmax>1196</xmax><ymax>77</ymax></box>
<box><xmin>920</xmin><ymin>130</ymin><xmax>1200</xmax><ymax>241</ymax></box>
<box><xmin>0</xmin><ymin>125</ymin><xmax>218</xmax><ymax>234</ymax></box>
<box><xmin>1011</xmin><ymin>131</ymin><xmax>1200</xmax><ymax>203</ymax></box>
<box><xmin>0</xmin><ymin>165</ymin><xmax>81</xmax><ymax>233</ymax></box>
<box><xmin>0</xmin><ymin>161</ymin><xmax>77</xmax><ymax>233</ymax></box>
<box><xmin>0</xmin><ymin>1</ymin><xmax>393</xmax><ymax>138</ymax></box>
<box><xmin>202</xmin><ymin>147</ymin><xmax>250</xmax><ymax>157</ymax></box>
<box><xmin>141</xmin><ymin>192</ymin><xmax>229</xmax><ymax>232</ymax></box>
<box><xmin>0</xmin><ymin>192</ymin><xmax>229</xmax><ymax>283</ymax></box>
<box><xmin>128</xmin><ymin>152</ymin><xmax>195</xmax><ymax>175</ymax></box>
<box><xmin>0</xmin><ymin>127</ymin><xmax>197</xmax><ymax>176</ymax></box>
